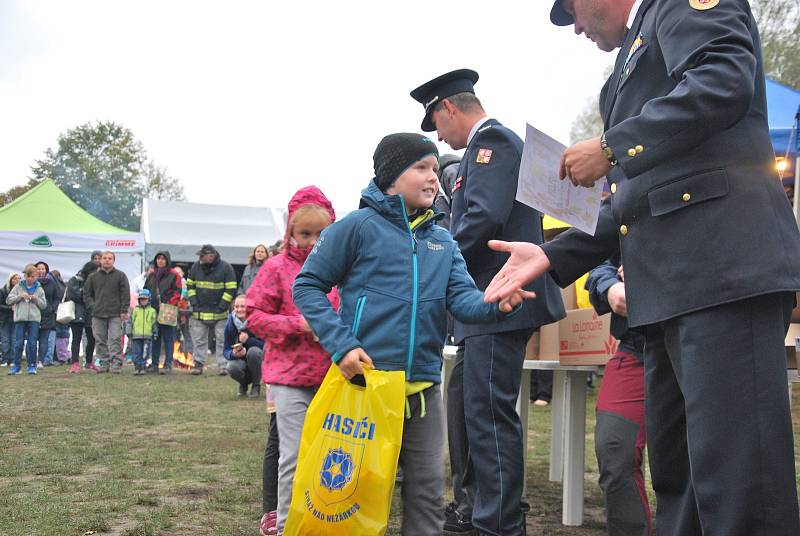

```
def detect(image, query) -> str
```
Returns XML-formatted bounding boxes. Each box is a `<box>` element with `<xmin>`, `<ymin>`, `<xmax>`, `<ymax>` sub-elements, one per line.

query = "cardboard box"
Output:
<box><xmin>792</xmin><ymin>293</ymin><xmax>800</xmax><ymax>323</ymax></box>
<box><xmin>526</xmin><ymin>322</ymin><xmax>559</xmax><ymax>360</ymax></box>
<box><xmin>558</xmin><ymin>308</ymin><xmax>618</xmax><ymax>366</ymax></box>
<box><xmin>560</xmin><ymin>283</ymin><xmax>577</xmax><ymax>311</ymax></box>
<box><xmin>784</xmin><ymin>323</ymin><xmax>800</xmax><ymax>369</ymax></box>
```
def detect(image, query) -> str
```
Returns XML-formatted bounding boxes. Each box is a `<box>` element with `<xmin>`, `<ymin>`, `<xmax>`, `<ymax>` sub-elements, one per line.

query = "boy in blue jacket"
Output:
<box><xmin>293</xmin><ymin>133</ymin><xmax>529</xmax><ymax>535</ymax></box>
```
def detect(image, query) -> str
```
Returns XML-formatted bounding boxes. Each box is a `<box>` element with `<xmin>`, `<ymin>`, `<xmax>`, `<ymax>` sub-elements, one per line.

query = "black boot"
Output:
<box><xmin>238</xmin><ymin>383</ymin><xmax>248</xmax><ymax>397</ymax></box>
<box><xmin>249</xmin><ymin>383</ymin><xmax>261</xmax><ymax>398</ymax></box>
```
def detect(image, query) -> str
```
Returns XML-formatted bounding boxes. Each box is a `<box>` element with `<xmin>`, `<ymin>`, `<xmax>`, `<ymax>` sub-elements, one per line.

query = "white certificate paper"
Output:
<box><xmin>516</xmin><ymin>123</ymin><xmax>604</xmax><ymax>235</ymax></box>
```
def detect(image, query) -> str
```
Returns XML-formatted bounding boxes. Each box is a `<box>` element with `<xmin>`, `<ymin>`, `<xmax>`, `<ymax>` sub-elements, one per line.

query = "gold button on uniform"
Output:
<box><xmin>635</xmin><ymin>145</ymin><xmax>644</xmax><ymax>154</ymax></box>
<box><xmin>682</xmin><ymin>193</ymin><xmax>691</xmax><ymax>202</ymax></box>
<box><xmin>620</xmin><ymin>224</ymin><xmax>628</xmax><ymax>236</ymax></box>
<box><xmin>627</xmin><ymin>148</ymin><xmax>637</xmax><ymax>157</ymax></box>
<box><xmin>611</xmin><ymin>183</ymin><xmax>617</xmax><ymax>194</ymax></box>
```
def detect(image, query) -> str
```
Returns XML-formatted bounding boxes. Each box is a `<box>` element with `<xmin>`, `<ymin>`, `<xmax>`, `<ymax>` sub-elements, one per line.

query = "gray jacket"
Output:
<box><xmin>6</xmin><ymin>282</ymin><xmax>47</xmax><ymax>323</ymax></box>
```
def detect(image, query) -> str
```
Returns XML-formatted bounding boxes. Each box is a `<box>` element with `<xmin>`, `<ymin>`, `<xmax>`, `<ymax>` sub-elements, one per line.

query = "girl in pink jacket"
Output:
<box><xmin>246</xmin><ymin>186</ymin><xmax>338</xmax><ymax>535</ymax></box>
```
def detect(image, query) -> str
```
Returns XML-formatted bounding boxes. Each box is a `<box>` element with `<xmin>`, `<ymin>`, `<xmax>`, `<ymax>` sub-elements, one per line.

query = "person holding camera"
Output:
<box><xmin>223</xmin><ymin>295</ymin><xmax>263</xmax><ymax>397</ymax></box>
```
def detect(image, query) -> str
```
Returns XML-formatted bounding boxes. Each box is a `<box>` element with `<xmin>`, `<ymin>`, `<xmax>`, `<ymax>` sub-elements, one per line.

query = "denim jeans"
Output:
<box><xmin>13</xmin><ymin>321</ymin><xmax>39</xmax><ymax>368</ymax></box>
<box><xmin>151</xmin><ymin>323</ymin><xmax>176</xmax><ymax>369</ymax></box>
<box><xmin>38</xmin><ymin>328</ymin><xmax>53</xmax><ymax>364</ymax></box>
<box><xmin>0</xmin><ymin>322</ymin><xmax>13</xmax><ymax>364</ymax></box>
<box><xmin>130</xmin><ymin>338</ymin><xmax>149</xmax><ymax>369</ymax></box>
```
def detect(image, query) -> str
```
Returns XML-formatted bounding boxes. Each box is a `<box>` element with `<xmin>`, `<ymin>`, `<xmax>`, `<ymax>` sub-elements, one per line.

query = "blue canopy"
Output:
<box><xmin>766</xmin><ymin>78</ymin><xmax>800</xmax><ymax>158</ymax></box>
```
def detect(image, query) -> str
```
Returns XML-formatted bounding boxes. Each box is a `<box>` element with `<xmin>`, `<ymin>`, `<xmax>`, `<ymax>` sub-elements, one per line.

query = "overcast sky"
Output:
<box><xmin>0</xmin><ymin>1</ymin><xmax>613</xmax><ymax>214</ymax></box>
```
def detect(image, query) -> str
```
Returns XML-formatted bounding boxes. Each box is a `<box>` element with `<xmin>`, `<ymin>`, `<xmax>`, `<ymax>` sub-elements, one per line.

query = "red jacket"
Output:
<box><xmin>246</xmin><ymin>186</ymin><xmax>339</xmax><ymax>387</ymax></box>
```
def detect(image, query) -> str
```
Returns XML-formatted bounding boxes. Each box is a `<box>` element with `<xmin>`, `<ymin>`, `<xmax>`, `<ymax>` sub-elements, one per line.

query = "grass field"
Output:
<box><xmin>1</xmin><ymin>364</ymin><xmax>799</xmax><ymax>536</ymax></box>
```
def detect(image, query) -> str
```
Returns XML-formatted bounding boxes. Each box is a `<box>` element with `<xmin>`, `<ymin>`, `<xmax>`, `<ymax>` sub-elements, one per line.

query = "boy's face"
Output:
<box><xmin>138</xmin><ymin>298</ymin><xmax>149</xmax><ymax>306</ymax></box>
<box><xmin>386</xmin><ymin>155</ymin><xmax>440</xmax><ymax>212</ymax></box>
<box><xmin>24</xmin><ymin>273</ymin><xmax>36</xmax><ymax>286</ymax></box>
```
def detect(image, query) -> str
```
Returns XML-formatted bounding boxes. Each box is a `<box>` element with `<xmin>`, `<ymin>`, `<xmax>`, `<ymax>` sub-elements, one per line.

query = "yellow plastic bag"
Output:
<box><xmin>283</xmin><ymin>365</ymin><xmax>406</xmax><ymax>536</ymax></box>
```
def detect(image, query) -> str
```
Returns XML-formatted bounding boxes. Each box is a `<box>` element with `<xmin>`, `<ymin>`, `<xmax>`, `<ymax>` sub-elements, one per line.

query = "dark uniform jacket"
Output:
<box><xmin>451</xmin><ymin>118</ymin><xmax>565</xmax><ymax>342</ymax></box>
<box><xmin>186</xmin><ymin>256</ymin><xmax>237</xmax><ymax>322</ymax></box>
<box><xmin>543</xmin><ymin>0</ymin><xmax>800</xmax><ymax>327</ymax></box>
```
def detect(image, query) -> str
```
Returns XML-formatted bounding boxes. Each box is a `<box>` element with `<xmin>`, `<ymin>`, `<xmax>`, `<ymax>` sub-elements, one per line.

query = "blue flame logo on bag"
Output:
<box><xmin>320</xmin><ymin>448</ymin><xmax>354</xmax><ymax>492</ymax></box>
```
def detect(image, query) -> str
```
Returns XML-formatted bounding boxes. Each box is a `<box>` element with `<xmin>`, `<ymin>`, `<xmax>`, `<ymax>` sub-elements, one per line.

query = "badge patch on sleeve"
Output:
<box><xmin>452</xmin><ymin>176</ymin><xmax>464</xmax><ymax>194</ymax></box>
<box><xmin>476</xmin><ymin>148</ymin><xmax>493</xmax><ymax>164</ymax></box>
<box><xmin>689</xmin><ymin>0</ymin><xmax>719</xmax><ymax>10</ymax></box>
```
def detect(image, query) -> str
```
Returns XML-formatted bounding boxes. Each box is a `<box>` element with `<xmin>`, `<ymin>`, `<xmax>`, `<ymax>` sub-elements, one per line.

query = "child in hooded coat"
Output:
<box><xmin>246</xmin><ymin>185</ymin><xmax>339</xmax><ymax>535</ymax></box>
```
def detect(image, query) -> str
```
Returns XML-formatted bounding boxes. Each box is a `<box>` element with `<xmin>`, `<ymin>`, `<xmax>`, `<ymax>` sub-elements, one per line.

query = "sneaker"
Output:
<box><xmin>0</xmin><ymin>362</ymin><xmax>8</xmax><ymax>368</ymax></box>
<box><xmin>8</xmin><ymin>366</ymin><xmax>21</xmax><ymax>375</ymax></box>
<box><xmin>443</xmin><ymin>509</ymin><xmax>475</xmax><ymax>535</ymax></box>
<box><xmin>85</xmin><ymin>363</ymin><xmax>100</xmax><ymax>372</ymax></box>
<box><xmin>533</xmin><ymin>399</ymin><xmax>550</xmax><ymax>407</ymax></box>
<box><xmin>238</xmin><ymin>384</ymin><xmax>248</xmax><ymax>397</ymax></box>
<box><xmin>69</xmin><ymin>363</ymin><xmax>81</xmax><ymax>374</ymax></box>
<box><xmin>27</xmin><ymin>366</ymin><xmax>37</xmax><ymax>375</ymax></box>
<box><xmin>260</xmin><ymin>511</ymin><xmax>278</xmax><ymax>536</ymax></box>
<box><xmin>249</xmin><ymin>384</ymin><xmax>261</xmax><ymax>398</ymax></box>
<box><xmin>190</xmin><ymin>363</ymin><xmax>204</xmax><ymax>375</ymax></box>
<box><xmin>159</xmin><ymin>367</ymin><xmax>171</xmax><ymax>375</ymax></box>
<box><xmin>36</xmin><ymin>362</ymin><xmax>44</xmax><ymax>370</ymax></box>
<box><xmin>218</xmin><ymin>367</ymin><xmax>228</xmax><ymax>376</ymax></box>
<box><xmin>445</xmin><ymin>501</ymin><xmax>458</xmax><ymax>519</ymax></box>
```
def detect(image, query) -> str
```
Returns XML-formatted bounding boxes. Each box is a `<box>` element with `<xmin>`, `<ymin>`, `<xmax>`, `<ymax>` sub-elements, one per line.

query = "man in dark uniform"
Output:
<box><xmin>484</xmin><ymin>1</ymin><xmax>800</xmax><ymax>535</ymax></box>
<box><xmin>410</xmin><ymin>70</ymin><xmax>565</xmax><ymax>536</ymax></box>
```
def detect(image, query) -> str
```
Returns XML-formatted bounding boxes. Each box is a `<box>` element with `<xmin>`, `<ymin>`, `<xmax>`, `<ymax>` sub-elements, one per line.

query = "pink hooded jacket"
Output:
<box><xmin>246</xmin><ymin>186</ymin><xmax>339</xmax><ymax>387</ymax></box>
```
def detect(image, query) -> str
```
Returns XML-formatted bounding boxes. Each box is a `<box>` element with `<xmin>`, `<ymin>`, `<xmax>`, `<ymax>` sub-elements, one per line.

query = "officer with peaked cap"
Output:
<box><xmin>483</xmin><ymin>2</ymin><xmax>800</xmax><ymax>535</ymax></box>
<box><xmin>411</xmin><ymin>69</ymin><xmax>565</xmax><ymax>536</ymax></box>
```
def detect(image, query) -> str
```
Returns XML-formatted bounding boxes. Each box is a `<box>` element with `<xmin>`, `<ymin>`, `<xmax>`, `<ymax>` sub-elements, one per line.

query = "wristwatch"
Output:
<box><xmin>600</xmin><ymin>134</ymin><xmax>617</xmax><ymax>166</ymax></box>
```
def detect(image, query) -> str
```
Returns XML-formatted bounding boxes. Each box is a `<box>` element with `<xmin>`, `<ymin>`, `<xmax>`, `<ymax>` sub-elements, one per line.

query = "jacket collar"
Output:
<box><xmin>359</xmin><ymin>181</ymin><xmax>444</xmax><ymax>231</ymax></box>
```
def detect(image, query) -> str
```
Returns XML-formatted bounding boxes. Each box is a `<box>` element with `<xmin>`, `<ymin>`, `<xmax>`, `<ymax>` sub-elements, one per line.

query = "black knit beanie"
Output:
<box><xmin>373</xmin><ymin>133</ymin><xmax>439</xmax><ymax>192</ymax></box>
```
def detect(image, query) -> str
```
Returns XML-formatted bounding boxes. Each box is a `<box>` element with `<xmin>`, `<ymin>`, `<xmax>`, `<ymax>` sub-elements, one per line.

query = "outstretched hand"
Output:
<box><xmin>337</xmin><ymin>347</ymin><xmax>374</xmax><ymax>380</ymax></box>
<box><xmin>484</xmin><ymin>241</ymin><xmax>552</xmax><ymax>303</ymax></box>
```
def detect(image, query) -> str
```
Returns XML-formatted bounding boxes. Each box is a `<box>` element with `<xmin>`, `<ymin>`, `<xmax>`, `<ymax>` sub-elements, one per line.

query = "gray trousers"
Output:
<box><xmin>399</xmin><ymin>384</ymin><xmax>445</xmax><ymax>536</ymax></box>
<box><xmin>447</xmin><ymin>346</ymin><xmax>475</xmax><ymax>517</ymax></box>
<box><xmin>271</xmin><ymin>384</ymin><xmax>316</xmax><ymax>532</ymax></box>
<box><xmin>188</xmin><ymin>317</ymin><xmax>225</xmax><ymax>368</ymax></box>
<box><xmin>92</xmin><ymin>316</ymin><xmax>123</xmax><ymax>370</ymax></box>
<box><xmin>227</xmin><ymin>346</ymin><xmax>263</xmax><ymax>386</ymax></box>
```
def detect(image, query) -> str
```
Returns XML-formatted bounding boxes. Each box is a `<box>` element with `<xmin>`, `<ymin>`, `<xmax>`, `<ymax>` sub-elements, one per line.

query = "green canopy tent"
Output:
<box><xmin>0</xmin><ymin>179</ymin><xmax>144</xmax><ymax>281</ymax></box>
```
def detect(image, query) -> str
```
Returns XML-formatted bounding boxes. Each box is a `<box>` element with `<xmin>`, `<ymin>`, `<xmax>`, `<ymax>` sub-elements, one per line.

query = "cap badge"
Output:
<box><xmin>689</xmin><ymin>0</ymin><xmax>719</xmax><ymax>10</ymax></box>
<box><xmin>424</xmin><ymin>95</ymin><xmax>439</xmax><ymax>110</ymax></box>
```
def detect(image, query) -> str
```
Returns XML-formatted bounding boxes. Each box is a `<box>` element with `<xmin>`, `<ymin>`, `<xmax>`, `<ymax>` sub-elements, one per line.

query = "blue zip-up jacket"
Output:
<box><xmin>222</xmin><ymin>313</ymin><xmax>265</xmax><ymax>361</ymax></box>
<box><xmin>293</xmin><ymin>181</ymin><xmax>517</xmax><ymax>383</ymax></box>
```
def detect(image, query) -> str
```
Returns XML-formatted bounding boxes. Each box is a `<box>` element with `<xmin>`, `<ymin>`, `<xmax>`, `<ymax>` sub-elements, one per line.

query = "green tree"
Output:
<box><xmin>569</xmin><ymin>64</ymin><xmax>613</xmax><ymax>145</ymax></box>
<box><xmin>0</xmin><ymin>183</ymin><xmax>33</xmax><ymax>207</ymax></box>
<box><xmin>29</xmin><ymin>121</ymin><xmax>183</xmax><ymax>230</ymax></box>
<box><xmin>569</xmin><ymin>94</ymin><xmax>603</xmax><ymax>144</ymax></box>
<box><xmin>752</xmin><ymin>0</ymin><xmax>800</xmax><ymax>88</ymax></box>
<box><xmin>143</xmin><ymin>162</ymin><xmax>186</xmax><ymax>201</ymax></box>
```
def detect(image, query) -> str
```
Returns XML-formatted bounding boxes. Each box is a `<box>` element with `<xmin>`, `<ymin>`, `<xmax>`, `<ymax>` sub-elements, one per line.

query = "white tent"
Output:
<box><xmin>0</xmin><ymin>180</ymin><xmax>144</xmax><ymax>282</ymax></box>
<box><xmin>141</xmin><ymin>198</ymin><xmax>286</xmax><ymax>265</ymax></box>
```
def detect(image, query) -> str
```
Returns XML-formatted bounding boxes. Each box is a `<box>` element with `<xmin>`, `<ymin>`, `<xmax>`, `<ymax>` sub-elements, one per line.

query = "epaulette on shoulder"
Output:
<box><xmin>478</xmin><ymin>124</ymin><xmax>493</xmax><ymax>133</ymax></box>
